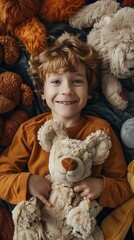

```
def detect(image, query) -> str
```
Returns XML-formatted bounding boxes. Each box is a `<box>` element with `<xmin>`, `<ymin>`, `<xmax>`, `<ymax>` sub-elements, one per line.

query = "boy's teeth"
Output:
<box><xmin>59</xmin><ymin>101</ymin><xmax>72</xmax><ymax>104</ymax></box>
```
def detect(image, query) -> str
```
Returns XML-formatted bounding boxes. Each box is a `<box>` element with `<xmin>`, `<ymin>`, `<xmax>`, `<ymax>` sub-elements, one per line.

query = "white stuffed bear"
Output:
<box><xmin>87</xmin><ymin>7</ymin><xmax>134</xmax><ymax>110</ymax></box>
<box><xmin>69</xmin><ymin>1</ymin><xmax>134</xmax><ymax>110</ymax></box>
<box><xmin>69</xmin><ymin>0</ymin><xmax>120</xmax><ymax>30</ymax></box>
<box><xmin>12</xmin><ymin>119</ymin><xmax>112</xmax><ymax>240</ymax></box>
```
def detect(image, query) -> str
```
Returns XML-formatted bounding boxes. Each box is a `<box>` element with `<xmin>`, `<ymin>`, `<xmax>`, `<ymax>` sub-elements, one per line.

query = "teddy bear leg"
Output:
<box><xmin>100</xmin><ymin>198</ymin><xmax>134</xmax><ymax>240</ymax></box>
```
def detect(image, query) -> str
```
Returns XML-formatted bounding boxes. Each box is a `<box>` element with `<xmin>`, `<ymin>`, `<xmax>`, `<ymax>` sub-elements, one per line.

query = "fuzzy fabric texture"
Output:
<box><xmin>14</xmin><ymin>17</ymin><xmax>47</xmax><ymax>55</ymax></box>
<box><xmin>0</xmin><ymin>35</ymin><xmax>19</xmax><ymax>65</ymax></box>
<box><xmin>40</xmin><ymin>0</ymin><xmax>85</xmax><ymax>23</ymax></box>
<box><xmin>0</xmin><ymin>0</ymin><xmax>85</xmax><ymax>54</ymax></box>
<box><xmin>86</xmin><ymin>7</ymin><xmax>134</xmax><ymax>110</ymax></box>
<box><xmin>0</xmin><ymin>0</ymin><xmax>41</xmax><ymax>32</ymax></box>
<box><xmin>69</xmin><ymin>0</ymin><xmax>119</xmax><ymax>29</ymax></box>
<box><xmin>0</xmin><ymin>71</ymin><xmax>33</xmax><ymax>146</ymax></box>
<box><xmin>12</xmin><ymin>119</ymin><xmax>112</xmax><ymax>240</ymax></box>
<box><xmin>12</xmin><ymin>197</ymin><xmax>46</xmax><ymax>240</ymax></box>
<box><xmin>69</xmin><ymin>1</ymin><xmax>134</xmax><ymax>110</ymax></box>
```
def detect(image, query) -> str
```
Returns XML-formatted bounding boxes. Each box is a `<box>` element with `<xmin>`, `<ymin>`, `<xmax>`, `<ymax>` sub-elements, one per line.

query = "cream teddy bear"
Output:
<box><xmin>12</xmin><ymin>119</ymin><xmax>112</xmax><ymax>240</ymax></box>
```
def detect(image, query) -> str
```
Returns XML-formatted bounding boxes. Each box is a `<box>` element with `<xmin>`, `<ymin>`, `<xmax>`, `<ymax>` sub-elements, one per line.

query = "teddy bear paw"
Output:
<box><xmin>66</xmin><ymin>204</ymin><xmax>96</xmax><ymax>239</ymax></box>
<box><xmin>107</xmin><ymin>91</ymin><xmax>128</xmax><ymax>110</ymax></box>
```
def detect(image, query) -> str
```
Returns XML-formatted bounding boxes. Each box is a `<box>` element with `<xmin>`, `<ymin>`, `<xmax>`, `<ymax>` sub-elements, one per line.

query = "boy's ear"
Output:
<box><xmin>41</xmin><ymin>94</ymin><xmax>46</xmax><ymax>100</ymax></box>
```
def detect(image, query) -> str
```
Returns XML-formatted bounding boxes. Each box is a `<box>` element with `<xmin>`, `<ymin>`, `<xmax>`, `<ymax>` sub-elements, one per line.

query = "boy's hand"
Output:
<box><xmin>27</xmin><ymin>174</ymin><xmax>52</xmax><ymax>207</ymax></box>
<box><xmin>73</xmin><ymin>177</ymin><xmax>104</xmax><ymax>200</ymax></box>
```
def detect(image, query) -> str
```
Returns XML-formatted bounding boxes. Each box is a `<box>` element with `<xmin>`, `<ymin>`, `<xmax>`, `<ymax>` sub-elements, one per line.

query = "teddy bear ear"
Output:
<box><xmin>84</xmin><ymin>130</ymin><xmax>112</xmax><ymax>165</ymax></box>
<box><xmin>37</xmin><ymin>119</ymin><xmax>68</xmax><ymax>152</ymax></box>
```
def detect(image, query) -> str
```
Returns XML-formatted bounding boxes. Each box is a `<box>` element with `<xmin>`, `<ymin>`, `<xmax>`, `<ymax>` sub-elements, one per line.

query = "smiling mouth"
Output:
<box><xmin>55</xmin><ymin>101</ymin><xmax>77</xmax><ymax>105</ymax></box>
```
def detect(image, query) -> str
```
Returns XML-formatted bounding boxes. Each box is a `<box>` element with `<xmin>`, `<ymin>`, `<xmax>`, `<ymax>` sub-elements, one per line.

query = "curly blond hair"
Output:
<box><xmin>29</xmin><ymin>33</ymin><xmax>101</xmax><ymax>97</ymax></box>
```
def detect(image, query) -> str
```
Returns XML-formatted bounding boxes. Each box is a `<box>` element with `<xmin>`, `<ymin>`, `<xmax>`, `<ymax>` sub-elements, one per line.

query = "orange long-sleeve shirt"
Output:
<box><xmin>0</xmin><ymin>113</ymin><xmax>133</xmax><ymax>206</ymax></box>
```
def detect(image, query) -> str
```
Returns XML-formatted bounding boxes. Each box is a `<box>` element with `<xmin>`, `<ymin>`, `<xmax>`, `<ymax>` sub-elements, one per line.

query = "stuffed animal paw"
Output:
<box><xmin>12</xmin><ymin>197</ymin><xmax>46</xmax><ymax>240</ymax></box>
<box><xmin>66</xmin><ymin>199</ymin><xmax>104</xmax><ymax>239</ymax></box>
<box><xmin>106</xmin><ymin>91</ymin><xmax>128</xmax><ymax>111</ymax></box>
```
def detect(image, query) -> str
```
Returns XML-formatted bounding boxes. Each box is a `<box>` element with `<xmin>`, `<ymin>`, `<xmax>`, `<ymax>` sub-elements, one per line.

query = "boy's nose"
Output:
<box><xmin>61</xmin><ymin>84</ymin><xmax>73</xmax><ymax>95</ymax></box>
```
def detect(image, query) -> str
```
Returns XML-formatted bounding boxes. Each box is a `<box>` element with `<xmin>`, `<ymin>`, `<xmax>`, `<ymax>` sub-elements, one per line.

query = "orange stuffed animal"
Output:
<box><xmin>0</xmin><ymin>0</ymin><xmax>85</xmax><ymax>55</ymax></box>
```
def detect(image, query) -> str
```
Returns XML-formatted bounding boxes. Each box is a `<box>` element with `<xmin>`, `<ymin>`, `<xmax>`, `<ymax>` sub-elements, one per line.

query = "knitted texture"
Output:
<box><xmin>0</xmin><ymin>35</ymin><xmax>19</xmax><ymax>65</ymax></box>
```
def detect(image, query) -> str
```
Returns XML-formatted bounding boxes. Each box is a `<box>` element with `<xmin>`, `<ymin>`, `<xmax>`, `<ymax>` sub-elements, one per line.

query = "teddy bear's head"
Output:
<box><xmin>87</xmin><ymin>7</ymin><xmax>134</xmax><ymax>79</ymax></box>
<box><xmin>37</xmin><ymin>119</ymin><xmax>112</xmax><ymax>183</ymax></box>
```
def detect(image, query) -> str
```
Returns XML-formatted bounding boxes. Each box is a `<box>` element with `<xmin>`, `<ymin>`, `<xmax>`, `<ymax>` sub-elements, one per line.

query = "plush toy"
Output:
<box><xmin>0</xmin><ymin>0</ymin><xmax>85</xmax><ymax>55</ymax></box>
<box><xmin>69</xmin><ymin>0</ymin><xmax>120</xmax><ymax>30</ymax></box>
<box><xmin>69</xmin><ymin>2</ymin><xmax>134</xmax><ymax>110</ymax></box>
<box><xmin>12</xmin><ymin>119</ymin><xmax>112</xmax><ymax>240</ymax></box>
<box><xmin>120</xmin><ymin>117</ymin><xmax>134</xmax><ymax>149</ymax></box>
<box><xmin>0</xmin><ymin>71</ymin><xmax>33</xmax><ymax>146</ymax></box>
<box><xmin>0</xmin><ymin>34</ymin><xmax>20</xmax><ymax>65</ymax></box>
<box><xmin>87</xmin><ymin>6</ymin><xmax>134</xmax><ymax>110</ymax></box>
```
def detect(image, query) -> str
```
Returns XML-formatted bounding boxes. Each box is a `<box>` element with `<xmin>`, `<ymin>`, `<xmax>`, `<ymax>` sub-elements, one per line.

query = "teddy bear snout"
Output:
<box><xmin>62</xmin><ymin>158</ymin><xmax>78</xmax><ymax>171</ymax></box>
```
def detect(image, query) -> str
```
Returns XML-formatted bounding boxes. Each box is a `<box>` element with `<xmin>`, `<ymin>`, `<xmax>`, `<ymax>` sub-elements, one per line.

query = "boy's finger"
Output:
<box><xmin>38</xmin><ymin>195</ymin><xmax>52</xmax><ymax>207</ymax></box>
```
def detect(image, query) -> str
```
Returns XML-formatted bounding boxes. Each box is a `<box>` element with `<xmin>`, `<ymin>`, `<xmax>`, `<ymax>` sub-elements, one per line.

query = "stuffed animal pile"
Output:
<box><xmin>69</xmin><ymin>0</ymin><xmax>134</xmax><ymax>110</ymax></box>
<box><xmin>0</xmin><ymin>71</ymin><xmax>33</xmax><ymax>147</ymax></box>
<box><xmin>0</xmin><ymin>34</ymin><xmax>34</xmax><ymax>147</ymax></box>
<box><xmin>12</xmin><ymin>119</ymin><xmax>112</xmax><ymax>240</ymax></box>
<box><xmin>0</xmin><ymin>0</ymin><xmax>85</xmax><ymax>55</ymax></box>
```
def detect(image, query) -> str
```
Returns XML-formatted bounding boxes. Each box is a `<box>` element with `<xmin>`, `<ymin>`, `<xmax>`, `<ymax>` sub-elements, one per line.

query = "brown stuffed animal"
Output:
<box><xmin>0</xmin><ymin>0</ymin><xmax>85</xmax><ymax>55</ymax></box>
<box><xmin>0</xmin><ymin>34</ymin><xmax>20</xmax><ymax>65</ymax></box>
<box><xmin>0</xmin><ymin>71</ymin><xmax>33</xmax><ymax>146</ymax></box>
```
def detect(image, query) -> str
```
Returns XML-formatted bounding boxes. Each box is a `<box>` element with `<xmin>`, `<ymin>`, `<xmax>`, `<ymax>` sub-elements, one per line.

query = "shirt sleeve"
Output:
<box><xmin>98</xmin><ymin>125</ymin><xmax>133</xmax><ymax>208</ymax></box>
<box><xmin>0</xmin><ymin>124</ymin><xmax>32</xmax><ymax>205</ymax></box>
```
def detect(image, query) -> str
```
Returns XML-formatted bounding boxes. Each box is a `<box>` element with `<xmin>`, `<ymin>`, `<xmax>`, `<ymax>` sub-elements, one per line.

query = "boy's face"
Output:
<box><xmin>43</xmin><ymin>64</ymin><xmax>91</xmax><ymax>126</ymax></box>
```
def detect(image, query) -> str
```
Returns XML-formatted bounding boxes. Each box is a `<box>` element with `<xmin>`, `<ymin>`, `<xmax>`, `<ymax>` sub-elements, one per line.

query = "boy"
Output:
<box><xmin>0</xmin><ymin>34</ymin><xmax>133</xmax><ymax>237</ymax></box>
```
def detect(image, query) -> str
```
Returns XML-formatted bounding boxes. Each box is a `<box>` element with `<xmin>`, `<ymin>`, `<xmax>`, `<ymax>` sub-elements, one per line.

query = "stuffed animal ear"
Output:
<box><xmin>84</xmin><ymin>130</ymin><xmax>112</xmax><ymax>165</ymax></box>
<box><xmin>37</xmin><ymin>119</ymin><xmax>68</xmax><ymax>152</ymax></box>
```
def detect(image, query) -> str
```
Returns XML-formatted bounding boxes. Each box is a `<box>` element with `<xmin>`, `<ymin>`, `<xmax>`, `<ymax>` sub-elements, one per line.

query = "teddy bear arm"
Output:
<box><xmin>0</xmin><ymin>35</ymin><xmax>20</xmax><ymax>65</ymax></box>
<box><xmin>66</xmin><ymin>199</ymin><xmax>103</xmax><ymax>239</ymax></box>
<box><xmin>101</xmin><ymin>72</ymin><xmax>128</xmax><ymax>110</ymax></box>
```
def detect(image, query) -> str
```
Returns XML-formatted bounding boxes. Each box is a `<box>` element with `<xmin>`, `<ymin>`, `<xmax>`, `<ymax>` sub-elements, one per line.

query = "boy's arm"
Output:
<box><xmin>0</xmin><ymin>125</ymin><xmax>31</xmax><ymax>205</ymax></box>
<box><xmin>98</xmin><ymin>126</ymin><xmax>133</xmax><ymax>208</ymax></box>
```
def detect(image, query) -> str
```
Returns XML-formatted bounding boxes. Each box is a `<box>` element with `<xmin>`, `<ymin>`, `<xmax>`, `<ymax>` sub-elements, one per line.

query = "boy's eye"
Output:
<box><xmin>51</xmin><ymin>80</ymin><xmax>60</xmax><ymax>85</ymax></box>
<box><xmin>73</xmin><ymin>80</ymin><xmax>83</xmax><ymax>85</ymax></box>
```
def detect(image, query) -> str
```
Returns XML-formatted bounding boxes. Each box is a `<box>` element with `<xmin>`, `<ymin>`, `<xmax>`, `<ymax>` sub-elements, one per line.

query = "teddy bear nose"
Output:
<box><xmin>62</xmin><ymin>158</ymin><xmax>78</xmax><ymax>171</ymax></box>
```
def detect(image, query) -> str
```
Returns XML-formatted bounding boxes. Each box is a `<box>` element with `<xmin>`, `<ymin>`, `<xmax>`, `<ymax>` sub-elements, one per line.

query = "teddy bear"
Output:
<box><xmin>0</xmin><ymin>34</ymin><xmax>20</xmax><ymax>65</ymax></box>
<box><xmin>0</xmin><ymin>71</ymin><xmax>33</xmax><ymax>147</ymax></box>
<box><xmin>86</xmin><ymin>6</ymin><xmax>134</xmax><ymax>110</ymax></box>
<box><xmin>69</xmin><ymin>1</ymin><xmax>134</xmax><ymax>110</ymax></box>
<box><xmin>0</xmin><ymin>33</ymin><xmax>34</xmax><ymax>147</ymax></box>
<box><xmin>12</xmin><ymin>119</ymin><xmax>113</xmax><ymax>240</ymax></box>
<box><xmin>0</xmin><ymin>0</ymin><xmax>85</xmax><ymax>55</ymax></box>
